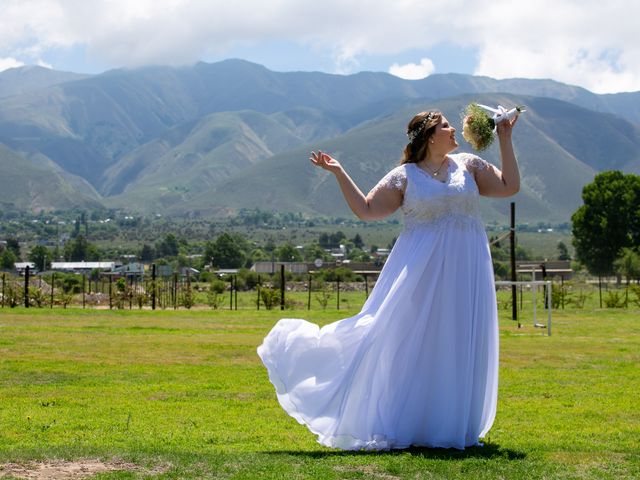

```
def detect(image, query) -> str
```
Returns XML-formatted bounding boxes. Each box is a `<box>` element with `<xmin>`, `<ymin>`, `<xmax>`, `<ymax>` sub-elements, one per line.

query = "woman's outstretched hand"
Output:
<box><xmin>310</xmin><ymin>151</ymin><xmax>343</xmax><ymax>174</ymax></box>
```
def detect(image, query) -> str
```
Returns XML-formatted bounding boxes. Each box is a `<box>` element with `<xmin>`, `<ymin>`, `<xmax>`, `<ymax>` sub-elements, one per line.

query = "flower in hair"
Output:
<box><xmin>407</xmin><ymin>112</ymin><xmax>434</xmax><ymax>143</ymax></box>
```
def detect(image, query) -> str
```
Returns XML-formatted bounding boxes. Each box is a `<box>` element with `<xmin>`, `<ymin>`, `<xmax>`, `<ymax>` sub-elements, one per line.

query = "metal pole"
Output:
<box><xmin>510</xmin><ymin>202</ymin><xmax>518</xmax><ymax>326</ymax></box>
<box><xmin>336</xmin><ymin>276</ymin><xmax>340</xmax><ymax>310</ymax></box>
<box><xmin>24</xmin><ymin>265</ymin><xmax>30</xmax><ymax>308</ymax></box>
<box><xmin>307</xmin><ymin>274</ymin><xmax>312</xmax><ymax>310</ymax></box>
<box><xmin>173</xmin><ymin>272</ymin><xmax>178</xmax><ymax>310</ymax></box>
<box><xmin>546</xmin><ymin>281</ymin><xmax>552</xmax><ymax>336</ymax></box>
<box><xmin>280</xmin><ymin>265</ymin><xmax>285</xmax><ymax>311</ymax></box>
<box><xmin>364</xmin><ymin>273</ymin><xmax>369</xmax><ymax>299</ymax></box>
<box><xmin>234</xmin><ymin>275</ymin><xmax>238</xmax><ymax>310</ymax></box>
<box><xmin>83</xmin><ymin>274</ymin><xmax>86</xmax><ymax>308</ymax></box>
<box><xmin>257</xmin><ymin>274</ymin><xmax>261</xmax><ymax>310</ymax></box>
<box><xmin>230</xmin><ymin>275</ymin><xmax>233</xmax><ymax>310</ymax></box>
<box><xmin>51</xmin><ymin>272</ymin><xmax>55</xmax><ymax>308</ymax></box>
<box><xmin>151</xmin><ymin>264</ymin><xmax>156</xmax><ymax>310</ymax></box>
<box><xmin>532</xmin><ymin>283</ymin><xmax>537</xmax><ymax>327</ymax></box>
<box><xmin>109</xmin><ymin>275</ymin><xmax>113</xmax><ymax>310</ymax></box>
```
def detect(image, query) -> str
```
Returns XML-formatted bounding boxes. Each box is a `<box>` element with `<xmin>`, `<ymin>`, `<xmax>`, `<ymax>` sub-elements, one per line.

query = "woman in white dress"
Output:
<box><xmin>258</xmin><ymin>110</ymin><xmax>519</xmax><ymax>450</ymax></box>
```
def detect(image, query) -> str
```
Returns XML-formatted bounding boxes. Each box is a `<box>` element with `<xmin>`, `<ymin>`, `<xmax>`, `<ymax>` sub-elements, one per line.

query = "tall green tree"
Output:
<box><xmin>28</xmin><ymin>245</ymin><xmax>52</xmax><ymax>271</ymax></box>
<box><xmin>140</xmin><ymin>244</ymin><xmax>155</xmax><ymax>262</ymax></box>
<box><xmin>556</xmin><ymin>241</ymin><xmax>571</xmax><ymax>261</ymax></box>
<box><xmin>352</xmin><ymin>233</ymin><xmax>364</xmax><ymax>250</ymax></box>
<box><xmin>205</xmin><ymin>233</ymin><xmax>246</xmax><ymax>268</ymax></box>
<box><xmin>572</xmin><ymin>171</ymin><xmax>640</xmax><ymax>276</ymax></box>
<box><xmin>63</xmin><ymin>235</ymin><xmax>101</xmax><ymax>261</ymax></box>
<box><xmin>0</xmin><ymin>249</ymin><xmax>17</xmax><ymax>270</ymax></box>
<box><xmin>275</xmin><ymin>243</ymin><xmax>302</xmax><ymax>262</ymax></box>
<box><xmin>155</xmin><ymin>234</ymin><xmax>180</xmax><ymax>258</ymax></box>
<box><xmin>6</xmin><ymin>238</ymin><xmax>20</xmax><ymax>259</ymax></box>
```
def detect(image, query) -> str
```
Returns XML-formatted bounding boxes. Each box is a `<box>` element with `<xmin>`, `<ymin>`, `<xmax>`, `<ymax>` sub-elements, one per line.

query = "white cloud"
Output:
<box><xmin>36</xmin><ymin>59</ymin><xmax>53</xmax><ymax>69</ymax></box>
<box><xmin>0</xmin><ymin>57</ymin><xmax>24</xmax><ymax>71</ymax></box>
<box><xmin>0</xmin><ymin>0</ymin><xmax>638</xmax><ymax>93</ymax></box>
<box><xmin>389</xmin><ymin>58</ymin><xmax>435</xmax><ymax>80</ymax></box>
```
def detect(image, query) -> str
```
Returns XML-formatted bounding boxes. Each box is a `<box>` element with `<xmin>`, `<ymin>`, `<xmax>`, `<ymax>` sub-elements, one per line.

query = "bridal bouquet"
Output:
<box><xmin>462</xmin><ymin>103</ymin><xmax>525</xmax><ymax>151</ymax></box>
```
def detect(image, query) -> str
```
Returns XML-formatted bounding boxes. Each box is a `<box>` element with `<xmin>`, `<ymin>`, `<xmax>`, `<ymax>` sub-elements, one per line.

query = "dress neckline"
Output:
<box><xmin>412</xmin><ymin>157</ymin><xmax>453</xmax><ymax>184</ymax></box>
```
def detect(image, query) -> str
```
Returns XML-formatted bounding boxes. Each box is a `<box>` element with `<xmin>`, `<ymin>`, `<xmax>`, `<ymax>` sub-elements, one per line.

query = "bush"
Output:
<box><xmin>261</xmin><ymin>288</ymin><xmax>280</xmax><ymax>310</ymax></box>
<box><xmin>604</xmin><ymin>290</ymin><xmax>627</xmax><ymax>308</ymax></box>
<box><xmin>314</xmin><ymin>280</ymin><xmax>333</xmax><ymax>309</ymax></box>
<box><xmin>320</xmin><ymin>267</ymin><xmax>355</xmax><ymax>282</ymax></box>
<box><xmin>238</xmin><ymin>269</ymin><xmax>260</xmax><ymax>290</ymax></box>
<box><xmin>210</xmin><ymin>279</ymin><xmax>227</xmax><ymax>294</ymax></box>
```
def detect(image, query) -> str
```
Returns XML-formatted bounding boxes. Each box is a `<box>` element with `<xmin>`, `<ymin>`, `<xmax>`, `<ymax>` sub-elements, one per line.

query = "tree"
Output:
<box><xmin>319</xmin><ymin>231</ymin><xmax>346</xmax><ymax>249</ymax></box>
<box><xmin>0</xmin><ymin>249</ymin><xmax>17</xmax><ymax>270</ymax></box>
<box><xmin>276</xmin><ymin>243</ymin><xmax>302</xmax><ymax>262</ymax></box>
<box><xmin>6</xmin><ymin>238</ymin><xmax>20</xmax><ymax>259</ymax></box>
<box><xmin>572</xmin><ymin>171</ymin><xmax>640</xmax><ymax>276</ymax></box>
<box><xmin>303</xmin><ymin>243</ymin><xmax>330</xmax><ymax>262</ymax></box>
<box><xmin>28</xmin><ymin>245</ymin><xmax>52</xmax><ymax>271</ymax></box>
<box><xmin>556</xmin><ymin>241</ymin><xmax>571</xmax><ymax>261</ymax></box>
<box><xmin>352</xmin><ymin>233</ymin><xmax>364</xmax><ymax>250</ymax></box>
<box><xmin>613</xmin><ymin>248</ymin><xmax>640</xmax><ymax>285</ymax></box>
<box><xmin>140</xmin><ymin>244</ymin><xmax>155</xmax><ymax>262</ymax></box>
<box><xmin>63</xmin><ymin>235</ymin><xmax>101</xmax><ymax>261</ymax></box>
<box><xmin>155</xmin><ymin>234</ymin><xmax>180</xmax><ymax>258</ymax></box>
<box><xmin>205</xmin><ymin>232</ymin><xmax>246</xmax><ymax>268</ymax></box>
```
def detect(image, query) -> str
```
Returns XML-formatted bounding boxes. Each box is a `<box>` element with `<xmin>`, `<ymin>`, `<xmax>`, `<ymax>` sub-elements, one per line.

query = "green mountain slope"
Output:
<box><xmin>101</xmin><ymin>108</ymin><xmax>344</xmax><ymax>202</ymax></box>
<box><xmin>0</xmin><ymin>144</ymin><xmax>103</xmax><ymax>212</ymax></box>
<box><xmin>149</xmin><ymin>94</ymin><xmax>637</xmax><ymax>223</ymax></box>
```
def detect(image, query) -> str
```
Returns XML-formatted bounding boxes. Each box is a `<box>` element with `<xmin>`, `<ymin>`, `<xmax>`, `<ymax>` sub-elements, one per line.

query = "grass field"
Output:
<box><xmin>0</xmin><ymin>305</ymin><xmax>638</xmax><ymax>479</ymax></box>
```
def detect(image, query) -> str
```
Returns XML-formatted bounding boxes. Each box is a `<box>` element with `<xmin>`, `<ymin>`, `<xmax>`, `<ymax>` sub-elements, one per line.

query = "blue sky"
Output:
<box><xmin>1</xmin><ymin>0</ymin><xmax>638</xmax><ymax>94</ymax></box>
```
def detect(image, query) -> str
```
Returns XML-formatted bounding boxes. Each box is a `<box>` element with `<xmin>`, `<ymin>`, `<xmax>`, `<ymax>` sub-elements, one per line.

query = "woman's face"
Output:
<box><xmin>430</xmin><ymin>116</ymin><xmax>458</xmax><ymax>153</ymax></box>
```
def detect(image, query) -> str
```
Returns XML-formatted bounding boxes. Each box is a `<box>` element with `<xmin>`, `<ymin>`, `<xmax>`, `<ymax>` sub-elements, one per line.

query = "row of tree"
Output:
<box><xmin>0</xmin><ymin>230</ymin><xmax>383</xmax><ymax>272</ymax></box>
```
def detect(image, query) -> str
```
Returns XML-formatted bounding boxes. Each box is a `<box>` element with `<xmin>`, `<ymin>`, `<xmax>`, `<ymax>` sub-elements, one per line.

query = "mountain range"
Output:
<box><xmin>0</xmin><ymin>59</ymin><xmax>639</xmax><ymax>223</ymax></box>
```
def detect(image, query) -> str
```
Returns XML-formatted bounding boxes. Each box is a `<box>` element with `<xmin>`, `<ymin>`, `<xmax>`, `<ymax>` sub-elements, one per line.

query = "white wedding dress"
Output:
<box><xmin>257</xmin><ymin>153</ymin><xmax>499</xmax><ymax>450</ymax></box>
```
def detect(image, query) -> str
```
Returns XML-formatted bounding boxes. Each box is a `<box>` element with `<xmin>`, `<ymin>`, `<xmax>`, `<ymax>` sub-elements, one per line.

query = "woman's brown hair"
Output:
<box><xmin>400</xmin><ymin>111</ymin><xmax>442</xmax><ymax>165</ymax></box>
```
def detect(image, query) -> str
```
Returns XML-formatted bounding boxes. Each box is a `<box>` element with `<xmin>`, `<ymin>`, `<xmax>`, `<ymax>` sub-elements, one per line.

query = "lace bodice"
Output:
<box><xmin>373</xmin><ymin>153</ymin><xmax>490</xmax><ymax>231</ymax></box>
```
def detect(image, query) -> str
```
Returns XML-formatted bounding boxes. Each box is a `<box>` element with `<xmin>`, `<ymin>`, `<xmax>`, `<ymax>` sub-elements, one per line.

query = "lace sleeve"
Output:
<box><xmin>463</xmin><ymin>153</ymin><xmax>492</xmax><ymax>172</ymax></box>
<box><xmin>369</xmin><ymin>166</ymin><xmax>407</xmax><ymax>196</ymax></box>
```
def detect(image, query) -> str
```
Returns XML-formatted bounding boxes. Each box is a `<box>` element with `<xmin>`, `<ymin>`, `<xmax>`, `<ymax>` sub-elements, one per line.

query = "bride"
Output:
<box><xmin>258</xmin><ymin>109</ymin><xmax>519</xmax><ymax>450</ymax></box>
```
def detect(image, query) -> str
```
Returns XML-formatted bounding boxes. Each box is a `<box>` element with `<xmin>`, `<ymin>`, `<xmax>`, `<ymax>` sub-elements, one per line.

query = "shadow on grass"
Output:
<box><xmin>265</xmin><ymin>443</ymin><xmax>526</xmax><ymax>461</ymax></box>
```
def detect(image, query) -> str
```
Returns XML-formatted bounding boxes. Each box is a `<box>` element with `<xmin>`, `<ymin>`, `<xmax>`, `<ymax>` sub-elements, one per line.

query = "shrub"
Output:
<box><xmin>261</xmin><ymin>288</ymin><xmax>280</xmax><ymax>310</ymax></box>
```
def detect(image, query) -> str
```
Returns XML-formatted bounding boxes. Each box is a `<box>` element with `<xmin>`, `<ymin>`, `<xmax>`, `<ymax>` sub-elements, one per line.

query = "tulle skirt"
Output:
<box><xmin>257</xmin><ymin>221</ymin><xmax>498</xmax><ymax>450</ymax></box>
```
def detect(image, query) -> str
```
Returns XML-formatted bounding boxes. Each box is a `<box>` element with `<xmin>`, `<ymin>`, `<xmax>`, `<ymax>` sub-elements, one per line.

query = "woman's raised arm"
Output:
<box><xmin>310</xmin><ymin>151</ymin><xmax>403</xmax><ymax>221</ymax></box>
<box><xmin>474</xmin><ymin>117</ymin><xmax>520</xmax><ymax>197</ymax></box>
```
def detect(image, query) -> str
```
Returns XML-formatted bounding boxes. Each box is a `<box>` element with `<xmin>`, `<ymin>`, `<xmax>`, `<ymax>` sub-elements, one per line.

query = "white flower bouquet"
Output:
<box><xmin>462</xmin><ymin>103</ymin><xmax>525</xmax><ymax>151</ymax></box>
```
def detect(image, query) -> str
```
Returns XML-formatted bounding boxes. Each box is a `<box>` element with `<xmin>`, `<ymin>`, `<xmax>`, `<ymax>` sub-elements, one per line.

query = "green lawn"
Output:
<box><xmin>0</xmin><ymin>306</ymin><xmax>638</xmax><ymax>479</ymax></box>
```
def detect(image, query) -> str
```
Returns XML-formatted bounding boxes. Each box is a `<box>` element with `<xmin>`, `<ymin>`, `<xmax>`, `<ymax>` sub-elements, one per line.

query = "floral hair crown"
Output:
<box><xmin>407</xmin><ymin>112</ymin><xmax>435</xmax><ymax>143</ymax></box>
